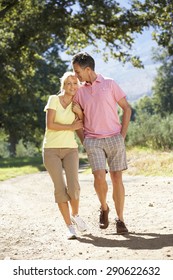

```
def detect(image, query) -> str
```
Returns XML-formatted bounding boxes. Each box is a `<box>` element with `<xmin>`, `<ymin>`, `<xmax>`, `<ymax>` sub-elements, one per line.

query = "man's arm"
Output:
<box><xmin>118</xmin><ymin>97</ymin><xmax>132</xmax><ymax>139</ymax></box>
<box><xmin>72</xmin><ymin>102</ymin><xmax>84</xmax><ymax>120</ymax></box>
<box><xmin>76</xmin><ymin>128</ymin><xmax>84</xmax><ymax>144</ymax></box>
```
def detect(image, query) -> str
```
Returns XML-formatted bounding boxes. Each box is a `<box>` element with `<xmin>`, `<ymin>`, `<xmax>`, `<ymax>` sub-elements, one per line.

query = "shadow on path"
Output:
<box><xmin>77</xmin><ymin>232</ymin><xmax>173</xmax><ymax>250</ymax></box>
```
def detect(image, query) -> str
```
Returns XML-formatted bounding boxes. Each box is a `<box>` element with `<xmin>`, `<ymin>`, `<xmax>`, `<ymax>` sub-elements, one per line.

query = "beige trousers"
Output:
<box><xmin>43</xmin><ymin>148</ymin><xmax>80</xmax><ymax>203</ymax></box>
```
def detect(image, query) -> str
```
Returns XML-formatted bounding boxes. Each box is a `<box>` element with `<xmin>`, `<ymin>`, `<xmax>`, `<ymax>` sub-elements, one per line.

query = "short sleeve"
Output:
<box><xmin>44</xmin><ymin>95</ymin><xmax>58</xmax><ymax>112</ymax></box>
<box><xmin>73</xmin><ymin>92</ymin><xmax>79</xmax><ymax>103</ymax></box>
<box><xmin>111</xmin><ymin>80</ymin><xmax>126</xmax><ymax>102</ymax></box>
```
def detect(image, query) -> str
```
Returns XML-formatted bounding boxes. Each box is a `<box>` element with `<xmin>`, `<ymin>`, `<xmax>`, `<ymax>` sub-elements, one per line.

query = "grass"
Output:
<box><xmin>0</xmin><ymin>155</ymin><xmax>88</xmax><ymax>181</ymax></box>
<box><xmin>0</xmin><ymin>156</ymin><xmax>45</xmax><ymax>181</ymax></box>
<box><xmin>0</xmin><ymin>148</ymin><xmax>173</xmax><ymax>181</ymax></box>
<box><xmin>126</xmin><ymin>147</ymin><xmax>173</xmax><ymax>177</ymax></box>
<box><xmin>82</xmin><ymin>147</ymin><xmax>173</xmax><ymax>177</ymax></box>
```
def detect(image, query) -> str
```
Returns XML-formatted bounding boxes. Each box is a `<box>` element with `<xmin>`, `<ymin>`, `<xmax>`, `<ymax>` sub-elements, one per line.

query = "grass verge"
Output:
<box><xmin>126</xmin><ymin>147</ymin><xmax>173</xmax><ymax>176</ymax></box>
<box><xmin>0</xmin><ymin>156</ymin><xmax>45</xmax><ymax>181</ymax></box>
<box><xmin>0</xmin><ymin>155</ymin><xmax>88</xmax><ymax>181</ymax></box>
<box><xmin>0</xmin><ymin>148</ymin><xmax>173</xmax><ymax>181</ymax></box>
<box><xmin>82</xmin><ymin>147</ymin><xmax>173</xmax><ymax>177</ymax></box>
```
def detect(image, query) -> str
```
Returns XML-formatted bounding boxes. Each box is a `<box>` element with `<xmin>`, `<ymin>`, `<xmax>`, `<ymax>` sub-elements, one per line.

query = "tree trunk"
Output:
<box><xmin>8</xmin><ymin>135</ymin><xmax>17</xmax><ymax>157</ymax></box>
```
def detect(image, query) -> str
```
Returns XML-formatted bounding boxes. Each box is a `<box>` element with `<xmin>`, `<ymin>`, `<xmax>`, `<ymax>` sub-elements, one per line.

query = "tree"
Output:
<box><xmin>0</xmin><ymin>0</ymin><xmax>68</xmax><ymax>155</ymax></box>
<box><xmin>128</xmin><ymin>47</ymin><xmax>173</xmax><ymax>150</ymax></box>
<box><xmin>152</xmin><ymin>49</ymin><xmax>173</xmax><ymax>116</ymax></box>
<box><xmin>0</xmin><ymin>52</ymin><xmax>67</xmax><ymax>156</ymax></box>
<box><xmin>130</xmin><ymin>0</ymin><xmax>173</xmax><ymax>55</ymax></box>
<box><xmin>1</xmin><ymin>0</ymin><xmax>172</xmax><ymax>82</ymax></box>
<box><xmin>134</xmin><ymin>96</ymin><xmax>155</xmax><ymax>117</ymax></box>
<box><xmin>1</xmin><ymin>0</ymin><xmax>173</xmax><ymax>155</ymax></box>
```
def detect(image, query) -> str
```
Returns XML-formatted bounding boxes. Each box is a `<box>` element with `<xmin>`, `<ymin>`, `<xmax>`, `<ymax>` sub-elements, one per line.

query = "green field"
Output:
<box><xmin>0</xmin><ymin>148</ymin><xmax>173</xmax><ymax>181</ymax></box>
<box><xmin>0</xmin><ymin>155</ymin><xmax>88</xmax><ymax>181</ymax></box>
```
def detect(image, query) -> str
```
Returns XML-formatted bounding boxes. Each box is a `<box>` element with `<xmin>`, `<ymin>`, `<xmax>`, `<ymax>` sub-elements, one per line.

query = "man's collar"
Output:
<box><xmin>85</xmin><ymin>74</ymin><xmax>102</xmax><ymax>86</ymax></box>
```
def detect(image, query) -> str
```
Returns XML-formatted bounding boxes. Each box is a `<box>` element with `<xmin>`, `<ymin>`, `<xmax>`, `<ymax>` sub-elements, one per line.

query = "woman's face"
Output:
<box><xmin>63</xmin><ymin>76</ymin><xmax>78</xmax><ymax>96</ymax></box>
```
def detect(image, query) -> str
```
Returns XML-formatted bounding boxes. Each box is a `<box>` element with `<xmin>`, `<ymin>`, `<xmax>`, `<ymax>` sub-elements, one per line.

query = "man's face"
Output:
<box><xmin>73</xmin><ymin>63</ymin><xmax>89</xmax><ymax>82</ymax></box>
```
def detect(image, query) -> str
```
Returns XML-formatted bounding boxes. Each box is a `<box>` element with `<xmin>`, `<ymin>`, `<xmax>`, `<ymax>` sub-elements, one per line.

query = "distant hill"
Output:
<box><xmin>95</xmin><ymin>30</ymin><xmax>160</xmax><ymax>103</ymax></box>
<box><xmin>61</xmin><ymin>30</ymin><xmax>160</xmax><ymax>103</ymax></box>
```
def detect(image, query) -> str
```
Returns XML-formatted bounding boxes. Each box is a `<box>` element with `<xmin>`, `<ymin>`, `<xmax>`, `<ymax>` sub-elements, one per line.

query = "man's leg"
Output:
<box><xmin>110</xmin><ymin>170</ymin><xmax>125</xmax><ymax>221</ymax></box>
<box><xmin>83</xmin><ymin>138</ymin><xmax>109</xmax><ymax>228</ymax></box>
<box><xmin>110</xmin><ymin>170</ymin><xmax>128</xmax><ymax>234</ymax></box>
<box><xmin>93</xmin><ymin>169</ymin><xmax>108</xmax><ymax>210</ymax></box>
<box><xmin>93</xmin><ymin>170</ymin><xmax>109</xmax><ymax>229</ymax></box>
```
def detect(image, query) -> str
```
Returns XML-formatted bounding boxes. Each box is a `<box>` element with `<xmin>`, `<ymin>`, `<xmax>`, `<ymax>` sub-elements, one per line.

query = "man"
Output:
<box><xmin>72</xmin><ymin>52</ymin><xmax>131</xmax><ymax>234</ymax></box>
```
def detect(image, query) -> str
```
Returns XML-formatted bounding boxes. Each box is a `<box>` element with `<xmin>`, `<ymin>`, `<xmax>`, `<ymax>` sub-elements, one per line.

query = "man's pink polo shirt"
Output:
<box><xmin>74</xmin><ymin>74</ymin><xmax>126</xmax><ymax>138</ymax></box>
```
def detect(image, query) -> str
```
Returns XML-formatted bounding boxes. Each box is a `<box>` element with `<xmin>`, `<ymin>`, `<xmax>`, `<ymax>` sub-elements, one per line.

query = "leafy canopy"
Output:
<box><xmin>0</xmin><ymin>0</ymin><xmax>173</xmax><ymax>155</ymax></box>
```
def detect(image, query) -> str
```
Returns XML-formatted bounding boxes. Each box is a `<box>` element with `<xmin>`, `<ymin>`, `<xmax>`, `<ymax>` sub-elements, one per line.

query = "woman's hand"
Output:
<box><xmin>72</xmin><ymin>102</ymin><xmax>84</xmax><ymax>120</ymax></box>
<box><xmin>46</xmin><ymin>109</ymin><xmax>83</xmax><ymax>131</ymax></box>
<box><xmin>71</xmin><ymin>119</ymin><xmax>83</xmax><ymax>130</ymax></box>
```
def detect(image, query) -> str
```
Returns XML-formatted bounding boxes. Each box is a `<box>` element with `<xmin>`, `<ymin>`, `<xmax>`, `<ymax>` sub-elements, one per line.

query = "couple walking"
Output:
<box><xmin>42</xmin><ymin>52</ymin><xmax>132</xmax><ymax>240</ymax></box>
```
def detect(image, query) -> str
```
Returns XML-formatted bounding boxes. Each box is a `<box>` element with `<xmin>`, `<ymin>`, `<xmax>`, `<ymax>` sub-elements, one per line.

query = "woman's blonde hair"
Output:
<box><xmin>60</xmin><ymin>71</ymin><xmax>77</xmax><ymax>92</ymax></box>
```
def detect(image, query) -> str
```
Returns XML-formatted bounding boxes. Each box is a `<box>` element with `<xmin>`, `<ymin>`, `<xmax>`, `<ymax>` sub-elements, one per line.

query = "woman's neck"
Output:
<box><xmin>60</xmin><ymin>94</ymin><xmax>72</xmax><ymax>108</ymax></box>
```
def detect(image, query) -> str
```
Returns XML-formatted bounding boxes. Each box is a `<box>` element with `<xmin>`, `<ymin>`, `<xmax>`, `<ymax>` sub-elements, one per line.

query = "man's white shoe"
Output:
<box><xmin>67</xmin><ymin>225</ymin><xmax>77</xmax><ymax>240</ymax></box>
<box><xmin>71</xmin><ymin>215</ymin><xmax>87</xmax><ymax>232</ymax></box>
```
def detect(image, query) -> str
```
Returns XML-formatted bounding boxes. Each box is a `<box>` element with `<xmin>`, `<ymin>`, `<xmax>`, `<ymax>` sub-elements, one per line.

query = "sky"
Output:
<box><xmin>84</xmin><ymin>31</ymin><xmax>157</xmax><ymax>102</ymax></box>
<box><xmin>94</xmin><ymin>30</ymin><xmax>159</xmax><ymax>102</ymax></box>
<box><xmin>62</xmin><ymin>30</ymin><xmax>159</xmax><ymax>103</ymax></box>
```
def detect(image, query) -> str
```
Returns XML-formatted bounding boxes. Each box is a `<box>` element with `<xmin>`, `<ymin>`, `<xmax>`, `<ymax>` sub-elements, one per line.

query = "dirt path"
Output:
<box><xmin>0</xmin><ymin>171</ymin><xmax>173</xmax><ymax>260</ymax></box>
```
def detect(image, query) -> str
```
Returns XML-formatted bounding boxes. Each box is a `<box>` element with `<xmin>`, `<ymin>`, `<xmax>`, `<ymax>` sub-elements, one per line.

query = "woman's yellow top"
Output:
<box><xmin>42</xmin><ymin>95</ymin><xmax>78</xmax><ymax>148</ymax></box>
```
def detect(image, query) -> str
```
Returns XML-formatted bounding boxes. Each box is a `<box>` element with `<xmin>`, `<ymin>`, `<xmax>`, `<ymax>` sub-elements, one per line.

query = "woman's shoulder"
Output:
<box><xmin>48</xmin><ymin>94</ymin><xmax>60</xmax><ymax>104</ymax></box>
<box><xmin>48</xmin><ymin>94</ymin><xmax>59</xmax><ymax>100</ymax></box>
<box><xmin>44</xmin><ymin>95</ymin><xmax>60</xmax><ymax>111</ymax></box>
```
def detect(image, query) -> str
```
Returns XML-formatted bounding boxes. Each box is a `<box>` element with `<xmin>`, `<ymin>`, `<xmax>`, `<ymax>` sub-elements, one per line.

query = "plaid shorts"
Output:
<box><xmin>83</xmin><ymin>134</ymin><xmax>127</xmax><ymax>172</ymax></box>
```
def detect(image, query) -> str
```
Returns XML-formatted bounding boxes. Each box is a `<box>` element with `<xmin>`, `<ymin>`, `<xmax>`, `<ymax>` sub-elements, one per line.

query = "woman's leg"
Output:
<box><xmin>63</xmin><ymin>149</ymin><xmax>87</xmax><ymax>231</ymax></box>
<box><xmin>57</xmin><ymin>201</ymin><xmax>72</xmax><ymax>226</ymax></box>
<box><xmin>43</xmin><ymin>148</ymin><xmax>72</xmax><ymax>225</ymax></box>
<box><xmin>62</xmin><ymin>148</ymin><xmax>80</xmax><ymax>215</ymax></box>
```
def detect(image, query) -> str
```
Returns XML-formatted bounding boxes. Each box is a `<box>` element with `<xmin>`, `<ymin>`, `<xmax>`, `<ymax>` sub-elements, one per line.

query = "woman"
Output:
<box><xmin>42</xmin><ymin>71</ymin><xmax>87</xmax><ymax>240</ymax></box>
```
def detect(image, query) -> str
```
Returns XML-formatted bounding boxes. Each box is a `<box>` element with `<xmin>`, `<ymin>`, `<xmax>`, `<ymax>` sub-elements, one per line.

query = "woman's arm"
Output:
<box><xmin>46</xmin><ymin>109</ymin><xmax>83</xmax><ymax>131</ymax></box>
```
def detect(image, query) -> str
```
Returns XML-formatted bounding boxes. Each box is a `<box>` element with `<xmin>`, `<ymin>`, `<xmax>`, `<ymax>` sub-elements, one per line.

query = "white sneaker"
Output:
<box><xmin>67</xmin><ymin>225</ymin><xmax>77</xmax><ymax>240</ymax></box>
<box><xmin>71</xmin><ymin>215</ymin><xmax>87</xmax><ymax>232</ymax></box>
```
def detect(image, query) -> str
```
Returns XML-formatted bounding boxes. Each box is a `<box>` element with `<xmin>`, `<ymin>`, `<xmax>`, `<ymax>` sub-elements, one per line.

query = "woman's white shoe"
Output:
<box><xmin>71</xmin><ymin>215</ymin><xmax>87</xmax><ymax>232</ymax></box>
<box><xmin>67</xmin><ymin>225</ymin><xmax>77</xmax><ymax>240</ymax></box>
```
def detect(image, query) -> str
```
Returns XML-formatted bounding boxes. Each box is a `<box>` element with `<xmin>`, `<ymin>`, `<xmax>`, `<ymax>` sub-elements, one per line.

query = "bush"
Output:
<box><xmin>16</xmin><ymin>140</ymin><xmax>40</xmax><ymax>157</ymax></box>
<box><xmin>127</xmin><ymin>113</ymin><xmax>173</xmax><ymax>150</ymax></box>
<box><xmin>0</xmin><ymin>134</ymin><xmax>40</xmax><ymax>158</ymax></box>
<box><xmin>0</xmin><ymin>130</ymin><xmax>10</xmax><ymax>158</ymax></box>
